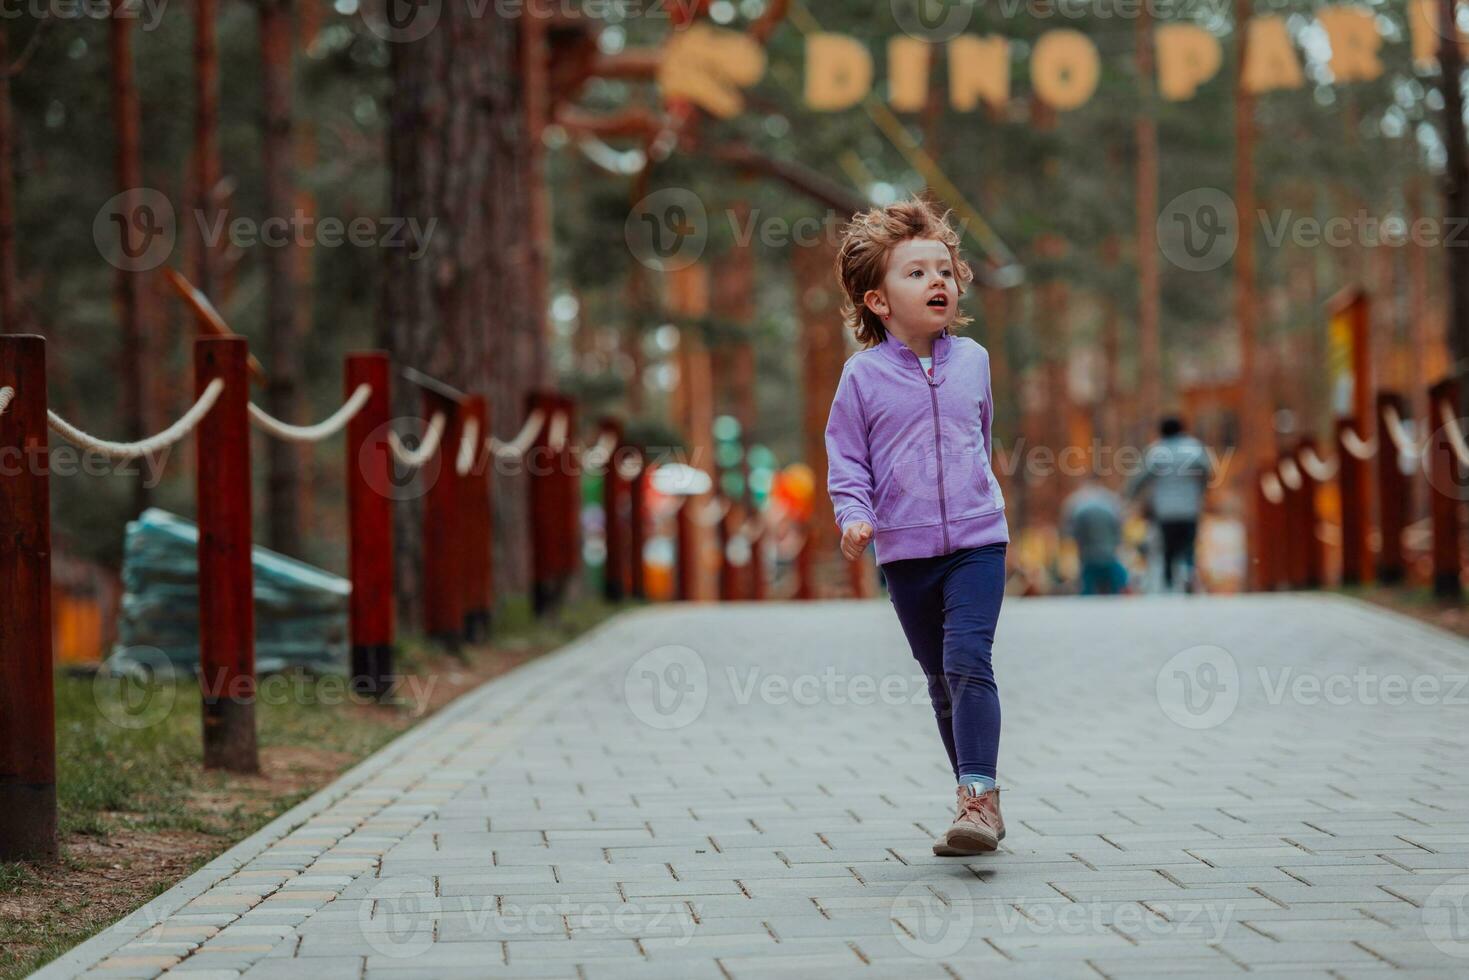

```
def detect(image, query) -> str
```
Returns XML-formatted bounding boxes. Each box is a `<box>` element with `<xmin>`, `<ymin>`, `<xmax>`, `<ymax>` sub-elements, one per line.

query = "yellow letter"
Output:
<box><xmin>1031</xmin><ymin>29</ymin><xmax>1100</xmax><ymax>111</ymax></box>
<box><xmin>948</xmin><ymin>34</ymin><xmax>1010</xmax><ymax>111</ymax></box>
<box><xmin>806</xmin><ymin>33</ymin><xmax>873</xmax><ymax>111</ymax></box>
<box><xmin>1243</xmin><ymin>16</ymin><xmax>1304</xmax><ymax>94</ymax></box>
<box><xmin>1155</xmin><ymin>24</ymin><xmax>1222</xmax><ymax>101</ymax></box>
<box><xmin>1317</xmin><ymin>6</ymin><xmax>1383</xmax><ymax>82</ymax></box>
<box><xmin>888</xmin><ymin>37</ymin><xmax>931</xmax><ymax>112</ymax></box>
<box><xmin>658</xmin><ymin>24</ymin><xmax>766</xmax><ymax>118</ymax></box>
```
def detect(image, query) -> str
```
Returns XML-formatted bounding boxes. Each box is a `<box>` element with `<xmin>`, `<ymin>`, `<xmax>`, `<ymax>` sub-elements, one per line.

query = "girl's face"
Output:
<box><xmin>863</xmin><ymin>237</ymin><xmax>959</xmax><ymax>336</ymax></box>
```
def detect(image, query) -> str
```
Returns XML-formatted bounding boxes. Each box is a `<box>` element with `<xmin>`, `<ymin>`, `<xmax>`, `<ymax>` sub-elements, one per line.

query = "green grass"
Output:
<box><xmin>0</xmin><ymin>593</ymin><xmax>639</xmax><ymax>980</ymax></box>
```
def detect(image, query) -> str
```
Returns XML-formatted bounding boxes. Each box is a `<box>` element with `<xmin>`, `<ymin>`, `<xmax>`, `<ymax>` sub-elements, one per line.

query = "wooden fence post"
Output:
<box><xmin>528</xmin><ymin>391</ymin><xmax>555</xmax><ymax>616</ymax></box>
<box><xmin>795</xmin><ymin>520</ymin><xmax>814</xmax><ymax>600</ymax></box>
<box><xmin>601</xmin><ymin>417</ymin><xmax>626</xmax><ymax>603</ymax></box>
<box><xmin>195</xmin><ymin>337</ymin><xmax>258</xmax><ymax>773</ymax></box>
<box><xmin>1253</xmin><ymin>468</ymin><xmax>1280</xmax><ymax>591</ymax></box>
<box><xmin>1297</xmin><ymin>438</ymin><xmax>1324</xmax><ymax>588</ymax></box>
<box><xmin>422</xmin><ymin>392</ymin><xmax>463</xmax><ymax>648</ymax></box>
<box><xmin>1375</xmin><ymin>391</ymin><xmax>1408</xmax><ymax>584</ymax></box>
<box><xmin>0</xmin><ymin>335</ymin><xmax>57</xmax><ymax>859</ymax></box>
<box><xmin>345</xmin><ymin>352</ymin><xmax>394</xmax><ymax>697</ymax></box>
<box><xmin>675</xmin><ymin>496</ymin><xmax>696</xmax><ymax>601</ymax></box>
<box><xmin>1428</xmin><ymin>378</ymin><xmax>1463</xmax><ymax>599</ymax></box>
<box><xmin>461</xmin><ymin>395</ymin><xmax>492</xmax><ymax>643</ymax></box>
<box><xmin>628</xmin><ymin>447</ymin><xmax>647</xmax><ymax>600</ymax></box>
<box><xmin>718</xmin><ymin>499</ymin><xmax>738</xmax><ymax>601</ymax></box>
<box><xmin>1336</xmin><ymin>416</ymin><xmax>1372</xmax><ymax>587</ymax></box>
<box><xmin>559</xmin><ymin>395</ymin><xmax>581</xmax><ymax>606</ymax></box>
<box><xmin>1279</xmin><ymin>453</ymin><xmax>1304</xmax><ymax>589</ymax></box>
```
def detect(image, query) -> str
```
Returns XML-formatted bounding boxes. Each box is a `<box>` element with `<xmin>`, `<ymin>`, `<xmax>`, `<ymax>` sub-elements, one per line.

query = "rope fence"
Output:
<box><xmin>388</xmin><ymin>411</ymin><xmax>446</xmax><ymax>469</ymax></box>
<box><xmin>489</xmin><ymin>407</ymin><xmax>545</xmax><ymax>461</ymax></box>
<box><xmin>47</xmin><ymin>378</ymin><xmax>224</xmax><ymax>460</ymax></box>
<box><xmin>0</xmin><ymin>385</ymin><xmax>13</xmax><ymax>418</ymax></box>
<box><xmin>248</xmin><ymin>383</ymin><xmax>371</xmax><ymax>444</ymax></box>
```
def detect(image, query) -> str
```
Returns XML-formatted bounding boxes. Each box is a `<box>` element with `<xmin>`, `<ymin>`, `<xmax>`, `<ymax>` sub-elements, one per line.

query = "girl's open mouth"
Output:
<box><xmin>927</xmin><ymin>295</ymin><xmax>949</xmax><ymax>308</ymax></box>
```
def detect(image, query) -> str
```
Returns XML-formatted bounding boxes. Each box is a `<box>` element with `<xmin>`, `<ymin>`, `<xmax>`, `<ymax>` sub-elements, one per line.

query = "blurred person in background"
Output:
<box><xmin>1061</xmin><ymin>480</ymin><xmax>1129</xmax><ymax>595</ymax></box>
<box><xmin>1126</xmin><ymin>417</ymin><xmax>1213</xmax><ymax>593</ymax></box>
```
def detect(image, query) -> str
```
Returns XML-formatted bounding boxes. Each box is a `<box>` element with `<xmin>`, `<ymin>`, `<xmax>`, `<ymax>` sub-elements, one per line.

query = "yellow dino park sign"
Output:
<box><xmin>658</xmin><ymin>4</ymin><xmax>1466</xmax><ymax>117</ymax></box>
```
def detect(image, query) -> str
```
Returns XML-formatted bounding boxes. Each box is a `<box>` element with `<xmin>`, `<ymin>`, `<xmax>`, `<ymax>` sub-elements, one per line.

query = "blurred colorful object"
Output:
<box><xmin>771</xmin><ymin>463</ymin><xmax>815</xmax><ymax>521</ymax></box>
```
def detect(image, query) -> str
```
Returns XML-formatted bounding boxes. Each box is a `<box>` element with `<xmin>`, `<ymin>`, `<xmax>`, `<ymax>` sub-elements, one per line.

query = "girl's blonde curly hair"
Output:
<box><xmin>834</xmin><ymin>196</ymin><xmax>975</xmax><ymax>348</ymax></box>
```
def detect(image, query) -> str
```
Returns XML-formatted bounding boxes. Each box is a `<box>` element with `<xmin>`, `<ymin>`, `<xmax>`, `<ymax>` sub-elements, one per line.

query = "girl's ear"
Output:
<box><xmin>862</xmin><ymin>288</ymin><xmax>888</xmax><ymax>319</ymax></box>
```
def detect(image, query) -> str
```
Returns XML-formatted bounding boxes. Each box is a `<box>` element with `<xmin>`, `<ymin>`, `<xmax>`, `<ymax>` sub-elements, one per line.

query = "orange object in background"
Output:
<box><xmin>51</xmin><ymin>554</ymin><xmax>120</xmax><ymax>665</ymax></box>
<box><xmin>772</xmin><ymin>463</ymin><xmax>815</xmax><ymax>522</ymax></box>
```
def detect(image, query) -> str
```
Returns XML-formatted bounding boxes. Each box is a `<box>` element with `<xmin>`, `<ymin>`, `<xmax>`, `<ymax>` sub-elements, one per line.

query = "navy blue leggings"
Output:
<box><xmin>882</xmin><ymin>543</ymin><xmax>1006</xmax><ymax>782</ymax></box>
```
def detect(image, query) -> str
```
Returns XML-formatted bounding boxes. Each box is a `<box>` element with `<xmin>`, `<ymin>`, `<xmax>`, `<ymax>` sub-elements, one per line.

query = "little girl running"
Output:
<box><xmin>824</xmin><ymin>197</ymin><xmax>1009</xmax><ymax>857</ymax></box>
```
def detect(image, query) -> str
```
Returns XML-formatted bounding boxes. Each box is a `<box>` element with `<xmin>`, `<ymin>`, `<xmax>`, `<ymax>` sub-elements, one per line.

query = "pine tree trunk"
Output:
<box><xmin>193</xmin><ymin>0</ymin><xmax>220</xmax><ymax>298</ymax></box>
<box><xmin>0</xmin><ymin>25</ymin><xmax>18</xmax><ymax>333</ymax></box>
<box><xmin>384</xmin><ymin>5</ymin><xmax>546</xmax><ymax>622</ymax></box>
<box><xmin>259</xmin><ymin>0</ymin><xmax>301</xmax><ymax>555</ymax></box>
<box><xmin>110</xmin><ymin>5</ymin><xmax>149</xmax><ymax>517</ymax></box>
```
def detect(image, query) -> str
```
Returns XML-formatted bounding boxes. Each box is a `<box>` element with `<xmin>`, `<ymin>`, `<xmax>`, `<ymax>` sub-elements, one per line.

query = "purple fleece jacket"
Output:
<box><xmin>824</xmin><ymin>326</ymin><xmax>1009</xmax><ymax>565</ymax></box>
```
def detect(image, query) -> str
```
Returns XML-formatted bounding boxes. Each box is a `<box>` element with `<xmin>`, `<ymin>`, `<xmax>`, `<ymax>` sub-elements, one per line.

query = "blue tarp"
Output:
<box><xmin>108</xmin><ymin>508</ymin><xmax>350</xmax><ymax>676</ymax></box>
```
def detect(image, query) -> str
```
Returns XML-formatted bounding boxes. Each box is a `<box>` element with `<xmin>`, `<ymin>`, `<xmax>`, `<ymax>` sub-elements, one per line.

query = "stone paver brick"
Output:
<box><xmin>44</xmin><ymin>596</ymin><xmax>1469</xmax><ymax>978</ymax></box>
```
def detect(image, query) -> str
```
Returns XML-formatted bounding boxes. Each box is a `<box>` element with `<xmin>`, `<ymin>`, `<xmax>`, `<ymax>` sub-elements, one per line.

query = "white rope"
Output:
<box><xmin>247</xmin><ymin>383</ymin><xmax>371</xmax><ymax>444</ymax></box>
<box><xmin>1383</xmin><ymin>404</ymin><xmax>1426</xmax><ymax>459</ymax></box>
<box><xmin>48</xmin><ymin>379</ymin><xmax>224</xmax><ymax>459</ymax></box>
<box><xmin>456</xmin><ymin>415</ymin><xmax>481</xmax><ymax>477</ymax></box>
<box><xmin>1439</xmin><ymin>400</ymin><xmax>1469</xmax><ymax>469</ymax></box>
<box><xmin>489</xmin><ymin>407</ymin><xmax>546</xmax><ymax>461</ymax></box>
<box><xmin>580</xmin><ymin>429</ymin><xmax>620</xmax><ymax>473</ymax></box>
<box><xmin>387</xmin><ymin>412</ymin><xmax>445</xmax><ymax>469</ymax></box>
<box><xmin>0</xmin><ymin>386</ymin><xmax>13</xmax><ymax>418</ymax></box>
<box><xmin>1298</xmin><ymin>445</ymin><xmax>1338</xmax><ymax>482</ymax></box>
<box><xmin>1278</xmin><ymin>457</ymin><xmax>1303</xmax><ymax>491</ymax></box>
<box><xmin>547</xmin><ymin>411</ymin><xmax>568</xmax><ymax>453</ymax></box>
<box><xmin>615</xmin><ymin>451</ymin><xmax>645</xmax><ymax>481</ymax></box>
<box><xmin>1259</xmin><ymin>471</ymin><xmax>1284</xmax><ymax>505</ymax></box>
<box><xmin>1340</xmin><ymin>425</ymin><xmax>1377</xmax><ymax>461</ymax></box>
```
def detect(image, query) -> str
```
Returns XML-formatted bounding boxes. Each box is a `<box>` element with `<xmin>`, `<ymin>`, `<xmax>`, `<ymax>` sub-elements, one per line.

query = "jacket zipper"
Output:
<box><xmin>916</xmin><ymin>350</ymin><xmax>951</xmax><ymax>553</ymax></box>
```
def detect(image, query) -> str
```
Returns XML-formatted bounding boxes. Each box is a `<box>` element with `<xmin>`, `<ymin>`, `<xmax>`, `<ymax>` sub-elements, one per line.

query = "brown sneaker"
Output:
<box><xmin>932</xmin><ymin>785</ymin><xmax>1004</xmax><ymax>856</ymax></box>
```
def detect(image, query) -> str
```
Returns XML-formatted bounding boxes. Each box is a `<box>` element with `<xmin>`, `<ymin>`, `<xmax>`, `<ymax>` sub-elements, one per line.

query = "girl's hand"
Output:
<box><xmin>841</xmin><ymin>521</ymin><xmax>873</xmax><ymax>561</ymax></box>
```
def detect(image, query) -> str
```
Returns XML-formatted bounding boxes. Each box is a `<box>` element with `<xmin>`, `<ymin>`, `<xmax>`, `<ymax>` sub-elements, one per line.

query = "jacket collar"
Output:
<box><xmin>879</xmin><ymin>327</ymin><xmax>952</xmax><ymax>366</ymax></box>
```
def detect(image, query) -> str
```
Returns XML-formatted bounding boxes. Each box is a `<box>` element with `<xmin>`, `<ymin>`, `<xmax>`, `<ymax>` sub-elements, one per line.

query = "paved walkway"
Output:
<box><xmin>37</xmin><ymin>594</ymin><xmax>1469</xmax><ymax>979</ymax></box>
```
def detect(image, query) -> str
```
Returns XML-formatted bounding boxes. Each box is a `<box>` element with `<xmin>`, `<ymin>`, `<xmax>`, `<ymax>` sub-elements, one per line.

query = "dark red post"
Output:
<box><xmin>718</xmin><ymin>499</ymin><xmax>738</xmax><ymax>601</ymax></box>
<box><xmin>1253</xmin><ymin>470</ymin><xmax>1279</xmax><ymax>591</ymax></box>
<box><xmin>528</xmin><ymin>391</ymin><xmax>556</xmax><ymax>616</ymax></box>
<box><xmin>749</xmin><ymin>523</ymin><xmax>766</xmax><ymax>600</ymax></box>
<box><xmin>1278</xmin><ymin>453</ymin><xmax>1304</xmax><ymax>589</ymax></box>
<box><xmin>1335</xmin><ymin>416</ymin><xmax>1372</xmax><ymax>587</ymax></box>
<box><xmin>1429</xmin><ymin>378</ymin><xmax>1462</xmax><ymax>598</ymax></box>
<box><xmin>423</xmin><ymin>392</ymin><xmax>463</xmax><ymax>648</ymax></box>
<box><xmin>794</xmin><ymin>519</ymin><xmax>814</xmax><ymax>600</ymax></box>
<box><xmin>195</xmin><ymin>337</ymin><xmax>258</xmax><ymax>773</ymax></box>
<box><xmin>1375</xmin><ymin>392</ymin><xmax>1408</xmax><ymax>584</ymax></box>
<box><xmin>560</xmin><ymin>395</ymin><xmax>581</xmax><ymax>600</ymax></box>
<box><xmin>675</xmin><ymin>497</ymin><xmax>696</xmax><ymax>601</ymax></box>
<box><xmin>601</xmin><ymin>417</ymin><xmax>626</xmax><ymax>602</ymax></box>
<box><xmin>346</xmin><ymin>352</ymin><xmax>393</xmax><ymax>697</ymax></box>
<box><xmin>462</xmin><ymin>395</ymin><xmax>492</xmax><ymax>642</ymax></box>
<box><xmin>0</xmin><ymin>335</ymin><xmax>57</xmax><ymax>859</ymax></box>
<box><xmin>1296</xmin><ymin>438</ymin><xmax>1324</xmax><ymax>588</ymax></box>
<box><xmin>628</xmin><ymin>447</ymin><xmax>647</xmax><ymax>600</ymax></box>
